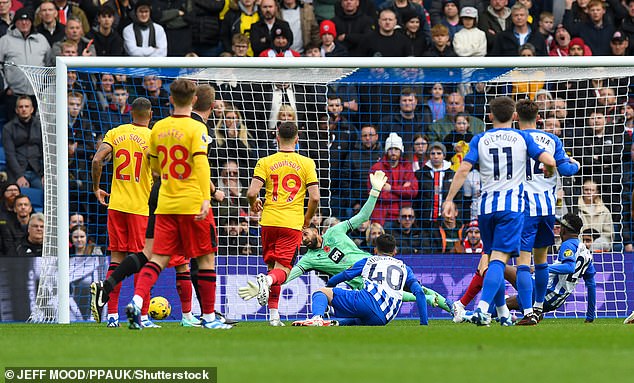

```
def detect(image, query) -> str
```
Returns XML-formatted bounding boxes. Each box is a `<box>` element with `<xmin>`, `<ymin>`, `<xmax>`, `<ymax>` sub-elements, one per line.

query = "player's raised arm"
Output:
<box><xmin>91</xmin><ymin>142</ymin><xmax>113</xmax><ymax>206</ymax></box>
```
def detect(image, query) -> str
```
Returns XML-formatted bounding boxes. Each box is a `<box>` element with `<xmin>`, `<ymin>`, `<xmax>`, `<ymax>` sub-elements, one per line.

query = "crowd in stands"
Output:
<box><xmin>0</xmin><ymin>0</ymin><xmax>633</xmax><ymax>260</ymax></box>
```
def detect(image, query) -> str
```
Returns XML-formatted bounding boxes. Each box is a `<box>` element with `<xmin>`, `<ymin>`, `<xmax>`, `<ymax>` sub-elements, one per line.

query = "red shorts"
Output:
<box><xmin>107</xmin><ymin>210</ymin><xmax>148</xmax><ymax>253</ymax></box>
<box><xmin>167</xmin><ymin>254</ymin><xmax>188</xmax><ymax>268</ymax></box>
<box><xmin>152</xmin><ymin>213</ymin><xmax>218</xmax><ymax>258</ymax></box>
<box><xmin>261</xmin><ymin>226</ymin><xmax>301</xmax><ymax>269</ymax></box>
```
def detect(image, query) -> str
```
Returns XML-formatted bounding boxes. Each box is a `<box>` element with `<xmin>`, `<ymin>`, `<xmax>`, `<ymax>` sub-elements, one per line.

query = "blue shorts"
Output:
<box><xmin>331</xmin><ymin>288</ymin><xmax>387</xmax><ymax>326</ymax></box>
<box><xmin>478</xmin><ymin>211</ymin><xmax>524</xmax><ymax>257</ymax></box>
<box><xmin>520</xmin><ymin>214</ymin><xmax>556</xmax><ymax>252</ymax></box>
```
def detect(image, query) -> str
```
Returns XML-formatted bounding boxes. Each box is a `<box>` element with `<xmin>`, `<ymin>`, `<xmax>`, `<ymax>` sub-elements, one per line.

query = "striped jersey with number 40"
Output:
<box><xmin>464</xmin><ymin>128</ymin><xmax>545</xmax><ymax>215</ymax></box>
<box><xmin>362</xmin><ymin>256</ymin><xmax>408</xmax><ymax>322</ymax></box>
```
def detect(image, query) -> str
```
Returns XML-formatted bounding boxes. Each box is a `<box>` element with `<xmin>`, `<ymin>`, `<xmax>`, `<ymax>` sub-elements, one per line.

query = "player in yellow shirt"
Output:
<box><xmin>89</xmin><ymin>97</ymin><xmax>153</xmax><ymax>326</ymax></box>
<box><xmin>239</xmin><ymin>121</ymin><xmax>320</xmax><ymax>326</ymax></box>
<box><xmin>125</xmin><ymin>78</ymin><xmax>231</xmax><ymax>330</ymax></box>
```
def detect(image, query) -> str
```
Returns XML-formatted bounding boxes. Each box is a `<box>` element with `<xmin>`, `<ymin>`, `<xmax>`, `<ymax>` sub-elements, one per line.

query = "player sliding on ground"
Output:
<box><xmin>504</xmin><ymin>213</ymin><xmax>596</xmax><ymax>323</ymax></box>
<box><xmin>292</xmin><ymin>233</ymin><xmax>428</xmax><ymax>326</ymax></box>
<box><xmin>251</xmin><ymin>170</ymin><xmax>453</xmax><ymax>314</ymax></box>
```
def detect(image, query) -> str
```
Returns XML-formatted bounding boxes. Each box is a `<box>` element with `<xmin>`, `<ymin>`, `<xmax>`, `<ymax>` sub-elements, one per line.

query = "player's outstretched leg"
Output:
<box><xmin>255</xmin><ymin>273</ymin><xmax>271</xmax><ymax>306</ymax></box>
<box><xmin>126</xmin><ymin>302</ymin><xmax>142</xmax><ymax>330</ymax></box>
<box><xmin>90</xmin><ymin>281</ymin><xmax>107</xmax><ymax>324</ymax></box>
<box><xmin>292</xmin><ymin>290</ymin><xmax>338</xmax><ymax>327</ymax></box>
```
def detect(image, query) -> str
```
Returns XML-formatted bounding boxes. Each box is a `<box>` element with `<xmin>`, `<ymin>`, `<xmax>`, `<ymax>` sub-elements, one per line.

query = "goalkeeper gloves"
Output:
<box><xmin>238</xmin><ymin>281</ymin><xmax>259</xmax><ymax>301</ymax></box>
<box><xmin>369</xmin><ymin>170</ymin><xmax>388</xmax><ymax>197</ymax></box>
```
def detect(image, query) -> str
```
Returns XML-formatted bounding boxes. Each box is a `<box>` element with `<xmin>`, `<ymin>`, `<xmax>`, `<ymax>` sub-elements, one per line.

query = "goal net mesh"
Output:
<box><xmin>16</xmin><ymin>63</ymin><xmax>631</xmax><ymax>322</ymax></box>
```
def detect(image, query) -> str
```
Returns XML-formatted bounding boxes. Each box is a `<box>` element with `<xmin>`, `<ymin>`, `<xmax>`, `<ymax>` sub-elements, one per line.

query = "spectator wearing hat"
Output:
<box><xmin>415</xmin><ymin>141</ymin><xmax>465</xmax><ymax>229</ymax></box>
<box><xmin>491</xmin><ymin>2</ymin><xmax>547</xmax><ymax>56</ymax></box>
<box><xmin>379</xmin><ymin>0</ymin><xmax>430</xmax><ymax>41</ymax></box>
<box><xmin>250</xmin><ymin>0</ymin><xmax>293</xmax><ymax>56</ymax></box>
<box><xmin>331</xmin><ymin>0</ymin><xmax>375</xmax><ymax>56</ymax></box>
<box><xmin>461</xmin><ymin>220</ymin><xmax>483</xmax><ymax>253</ymax></box>
<box><xmin>568</xmin><ymin>36</ymin><xmax>590</xmax><ymax>56</ymax></box>
<box><xmin>478</xmin><ymin>0</ymin><xmax>512</xmax><ymax>54</ymax></box>
<box><xmin>368</xmin><ymin>132</ymin><xmax>418</xmax><ymax>226</ymax></box>
<box><xmin>621</xmin><ymin>0</ymin><xmax>634</xmax><ymax>54</ymax></box>
<box><xmin>0</xmin><ymin>7</ymin><xmax>49</xmax><ymax>119</ymax></box>
<box><xmin>358</xmin><ymin>8</ymin><xmax>409</xmax><ymax>56</ymax></box>
<box><xmin>122</xmin><ymin>0</ymin><xmax>167</xmax><ymax>56</ymax></box>
<box><xmin>438</xmin><ymin>0</ymin><xmax>462</xmax><ymax>39</ymax></box>
<box><xmin>423</xmin><ymin>23</ymin><xmax>457</xmax><ymax>57</ymax></box>
<box><xmin>318</xmin><ymin>19</ymin><xmax>347</xmax><ymax>56</ymax></box>
<box><xmin>563</xmin><ymin>0</ymin><xmax>615</xmax><ymax>56</ymax></box>
<box><xmin>259</xmin><ymin>23</ymin><xmax>300</xmax><ymax>56</ymax></box>
<box><xmin>399</xmin><ymin>8</ymin><xmax>428</xmax><ymax>56</ymax></box>
<box><xmin>453</xmin><ymin>5</ymin><xmax>486</xmax><ymax>57</ymax></box>
<box><xmin>280</xmin><ymin>0</ymin><xmax>320</xmax><ymax>54</ymax></box>
<box><xmin>610</xmin><ymin>30</ymin><xmax>629</xmax><ymax>56</ymax></box>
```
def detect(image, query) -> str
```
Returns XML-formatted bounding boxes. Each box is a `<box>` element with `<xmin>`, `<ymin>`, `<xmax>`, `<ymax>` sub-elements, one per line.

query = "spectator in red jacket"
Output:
<box><xmin>368</xmin><ymin>132</ymin><xmax>418</xmax><ymax>227</ymax></box>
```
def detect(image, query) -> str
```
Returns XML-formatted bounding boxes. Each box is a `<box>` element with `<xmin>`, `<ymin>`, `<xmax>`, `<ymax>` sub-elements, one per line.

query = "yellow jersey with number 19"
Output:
<box><xmin>253</xmin><ymin>151</ymin><xmax>318</xmax><ymax>230</ymax></box>
<box><xmin>149</xmin><ymin>115</ymin><xmax>211</xmax><ymax>215</ymax></box>
<box><xmin>102</xmin><ymin>123</ymin><xmax>152</xmax><ymax>216</ymax></box>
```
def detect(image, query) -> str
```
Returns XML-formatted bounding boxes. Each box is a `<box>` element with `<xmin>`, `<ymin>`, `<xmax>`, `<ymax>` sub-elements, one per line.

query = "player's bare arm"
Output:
<box><xmin>91</xmin><ymin>142</ymin><xmax>113</xmax><ymax>206</ymax></box>
<box><xmin>442</xmin><ymin>160</ymin><xmax>472</xmax><ymax>219</ymax></box>
<box><xmin>246</xmin><ymin>178</ymin><xmax>265</xmax><ymax>213</ymax></box>
<box><xmin>303</xmin><ymin>184</ymin><xmax>320</xmax><ymax>229</ymax></box>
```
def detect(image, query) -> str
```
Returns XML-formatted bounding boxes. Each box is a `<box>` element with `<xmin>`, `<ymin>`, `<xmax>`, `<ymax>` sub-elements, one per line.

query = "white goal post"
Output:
<box><xmin>33</xmin><ymin>56</ymin><xmax>634</xmax><ymax>323</ymax></box>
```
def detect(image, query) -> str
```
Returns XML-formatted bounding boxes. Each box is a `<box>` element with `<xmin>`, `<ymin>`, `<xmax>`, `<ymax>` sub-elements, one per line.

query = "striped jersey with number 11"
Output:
<box><xmin>464</xmin><ymin>128</ymin><xmax>545</xmax><ymax>215</ymax></box>
<box><xmin>252</xmin><ymin>151</ymin><xmax>318</xmax><ymax>230</ymax></box>
<box><xmin>101</xmin><ymin>123</ymin><xmax>152</xmax><ymax>216</ymax></box>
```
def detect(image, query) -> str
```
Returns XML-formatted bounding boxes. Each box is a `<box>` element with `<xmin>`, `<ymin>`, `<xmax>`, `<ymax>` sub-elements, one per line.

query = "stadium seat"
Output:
<box><xmin>21</xmin><ymin>187</ymin><xmax>44</xmax><ymax>212</ymax></box>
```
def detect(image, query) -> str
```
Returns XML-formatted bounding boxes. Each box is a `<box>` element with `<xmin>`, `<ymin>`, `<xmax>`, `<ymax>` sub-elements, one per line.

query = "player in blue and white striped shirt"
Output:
<box><xmin>292</xmin><ymin>234</ymin><xmax>428</xmax><ymax>326</ymax></box>
<box><xmin>514</xmin><ymin>99</ymin><xmax>580</xmax><ymax>325</ymax></box>
<box><xmin>505</xmin><ymin>214</ymin><xmax>596</xmax><ymax>323</ymax></box>
<box><xmin>442</xmin><ymin>96</ymin><xmax>556</xmax><ymax>326</ymax></box>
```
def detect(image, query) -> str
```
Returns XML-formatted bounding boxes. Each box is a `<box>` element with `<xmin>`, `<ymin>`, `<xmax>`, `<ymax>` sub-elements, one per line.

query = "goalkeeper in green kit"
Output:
<box><xmin>286</xmin><ymin>170</ymin><xmax>452</xmax><ymax>313</ymax></box>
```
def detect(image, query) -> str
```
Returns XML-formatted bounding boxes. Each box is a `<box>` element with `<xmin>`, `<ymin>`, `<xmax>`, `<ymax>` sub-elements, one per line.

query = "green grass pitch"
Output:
<box><xmin>1</xmin><ymin>319</ymin><xmax>634</xmax><ymax>383</ymax></box>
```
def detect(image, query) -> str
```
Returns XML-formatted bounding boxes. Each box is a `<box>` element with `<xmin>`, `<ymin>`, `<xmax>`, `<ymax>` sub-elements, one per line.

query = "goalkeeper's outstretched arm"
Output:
<box><xmin>346</xmin><ymin>170</ymin><xmax>388</xmax><ymax>230</ymax></box>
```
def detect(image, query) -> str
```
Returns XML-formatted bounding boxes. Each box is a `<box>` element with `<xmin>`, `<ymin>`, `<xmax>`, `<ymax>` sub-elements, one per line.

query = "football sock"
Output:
<box><xmin>182</xmin><ymin>312</ymin><xmax>195</xmax><ymax>321</ymax></box>
<box><xmin>336</xmin><ymin>318</ymin><xmax>361</xmax><ymax>326</ymax></box>
<box><xmin>176</xmin><ymin>271</ymin><xmax>193</xmax><ymax>314</ymax></box>
<box><xmin>202</xmin><ymin>312</ymin><xmax>216</xmax><ymax>322</ymax></box>
<box><xmin>477</xmin><ymin>260</ymin><xmax>505</xmax><ymax>313</ymax></box>
<box><xmin>105</xmin><ymin>252</ymin><xmax>148</xmax><ymax>293</ymax></box>
<box><xmin>494</xmin><ymin>279</ymin><xmax>509</xmax><ymax>318</ymax></box>
<box><xmin>460</xmin><ymin>271</ymin><xmax>484</xmax><ymax>307</ymax></box>
<box><xmin>311</xmin><ymin>291</ymin><xmax>329</xmax><ymax>317</ymax></box>
<box><xmin>533</xmin><ymin>262</ymin><xmax>549</xmax><ymax>307</ymax></box>
<box><xmin>269</xmin><ymin>308</ymin><xmax>280</xmax><ymax>321</ymax></box>
<box><xmin>106</xmin><ymin>262</ymin><xmax>120</xmax><ymax>314</ymax></box>
<box><xmin>133</xmin><ymin>261</ymin><xmax>162</xmax><ymax>309</ymax></box>
<box><xmin>107</xmin><ymin>313</ymin><xmax>118</xmax><ymax>321</ymax></box>
<box><xmin>198</xmin><ymin>269</ymin><xmax>217</xmax><ymax>315</ymax></box>
<box><xmin>141</xmin><ymin>315</ymin><xmax>148</xmax><ymax>321</ymax></box>
<box><xmin>516</xmin><ymin>265</ymin><xmax>533</xmax><ymax>315</ymax></box>
<box><xmin>190</xmin><ymin>258</ymin><xmax>203</xmax><ymax>309</ymax></box>
<box><xmin>268</xmin><ymin>284</ymin><xmax>281</xmax><ymax>309</ymax></box>
<box><xmin>268</xmin><ymin>268</ymin><xmax>287</xmax><ymax>285</ymax></box>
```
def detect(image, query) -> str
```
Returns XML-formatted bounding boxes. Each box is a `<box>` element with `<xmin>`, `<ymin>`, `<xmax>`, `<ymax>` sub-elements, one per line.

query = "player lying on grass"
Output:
<box><xmin>239</xmin><ymin>170</ymin><xmax>452</xmax><ymax>313</ymax></box>
<box><xmin>457</xmin><ymin>213</ymin><xmax>596</xmax><ymax>324</ymax></box>
<box><xmin>292</xmin><ymin>233</ymin><xmax>428</xmax><ymax>326</ymax></box>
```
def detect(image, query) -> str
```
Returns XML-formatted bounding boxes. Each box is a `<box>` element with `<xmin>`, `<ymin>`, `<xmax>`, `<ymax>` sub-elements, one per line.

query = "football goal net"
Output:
<box><xmin>16</xmin><ymin>56</ymin><xmax>633</xmax><ymax>323</ymax></box>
